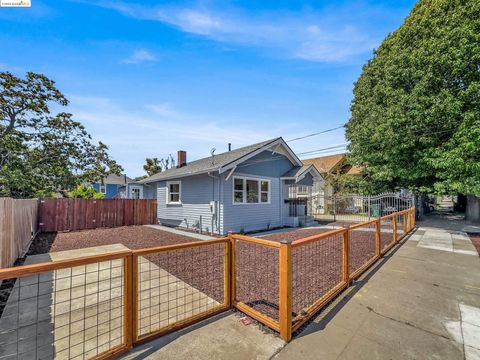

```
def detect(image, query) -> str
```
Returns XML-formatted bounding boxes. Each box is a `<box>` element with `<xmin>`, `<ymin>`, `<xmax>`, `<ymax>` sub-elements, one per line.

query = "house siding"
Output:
<box><xmin>92</xmin><ymin>183</ymin><xmax>120</xmax><ymax>198</ymax></box>
<box><xmin>153</xmin><ymin>150</ymin><xmax>301</xmax><ymax>234</ymax></box>
<box><xmin>221</xmin><ymin>151</ymin><xmax>293</xmax><ymax>233</ymax></box>
<box><xmin>156</xmin><ymin>174</ymin><xmax>223</xmax><ymax>234</ymax></box>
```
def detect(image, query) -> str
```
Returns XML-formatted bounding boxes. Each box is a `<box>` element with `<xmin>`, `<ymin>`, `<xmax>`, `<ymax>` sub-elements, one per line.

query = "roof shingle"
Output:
<box><xmin>140</xmin><ymin>138</ymin><xmax>281</xmax><ymax>183</ymax></box>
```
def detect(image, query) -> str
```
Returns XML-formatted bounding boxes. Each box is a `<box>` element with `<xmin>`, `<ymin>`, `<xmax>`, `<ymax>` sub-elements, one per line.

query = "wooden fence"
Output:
<box><xmin>0</xmin><ymin>198</ymin><xmax>38</xmax><ymax>268</ymax></box>
<box><xmin>38</xmin><ymin>198</ymin><xmax>157</xmax><ymax>232</ymax></box>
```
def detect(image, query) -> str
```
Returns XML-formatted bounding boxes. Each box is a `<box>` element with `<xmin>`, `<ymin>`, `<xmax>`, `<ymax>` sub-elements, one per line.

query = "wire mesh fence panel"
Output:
<box><xmin>136</xmin><ymin>242</ymin><xmax>225</xmax><ymax>340</ymax></box>
<box><xmin>234</xmin><ymin>240</ymin><xmax>280</xmax><ymax>322</ymax></box>
<box><xmin>380</xmin><ymin>218</ymin><xmax>395</xmax><ymax>252</ymax></box>
<box><xmin>349</xmin><ymin>223</ymin><xmax>377</xmax><ymax>275</ymax></box>
<box><xmin>291</xmin><ymin>233</ymin><xmax>343</xmax><ymax>322</ymax></box>
<box><xmin>0</xmin><ymin>259</ymin><xmax>125</xmax><ymax>360</ymax></box>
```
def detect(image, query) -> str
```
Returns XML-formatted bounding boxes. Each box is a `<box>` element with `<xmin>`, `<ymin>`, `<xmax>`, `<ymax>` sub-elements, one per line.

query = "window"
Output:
<box><xmin>234</xmin><ymin>178</ymin><xmax>244</xmax><ymax>203</ymax></box>
<box><xmin>130</xmin><ymin>186</ymin><xmax>143</xmax><ymax>199</ymax></box>
<box><xmin>233</xmin><ymin>177</ymin><xmax>270</xmax><ymax>204</ymax></box>
<box><xmin>167</xmin><ymin>181</ymin><xmax>181</xmax><ymax>204</ymax></box>
<box><xmin>131</xmin><ymin>188</ymin><xmax>140</xmax><ymax>199</ymax></box>
<box><xmin>99</xmin><ymin>184</ymin><xmax>106</xmax><ymax>194</ymax></box>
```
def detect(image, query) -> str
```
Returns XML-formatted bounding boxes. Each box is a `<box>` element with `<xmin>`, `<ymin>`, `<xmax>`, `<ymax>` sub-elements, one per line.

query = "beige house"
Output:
<box><xmin>301</xmin><ymin>153</ymin><xmax>363</xmax><ymax>215</ymax></box>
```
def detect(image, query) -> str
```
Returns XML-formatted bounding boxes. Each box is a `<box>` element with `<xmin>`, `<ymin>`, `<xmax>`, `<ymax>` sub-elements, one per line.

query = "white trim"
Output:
<box><xmin>225</xmin><ymin>166</ymin><xmax>237</xmax><ymax>181</ymax></box>
<box><xmin>279</xmin><ymin>165</ymin><xmax>324</xmax><ymax>183</ymax></box>
<box><xmin>166</xmin><ymin>180</ymin><xmax>182</xmax><ymax>204</ymax></box>
<box><xmin>129</xmin><ymin>185</ymin><xmax>143</xmax><ymax>199</ymax></box>
<box><xmin>232</xmin><ymin>176</ymin><xmax>271</xmax><ymax>205</ymax></box>
<box><xmin>99</xmin><ymin>183</ymin><xmax>106</xmax><ymax>194</ymax></box>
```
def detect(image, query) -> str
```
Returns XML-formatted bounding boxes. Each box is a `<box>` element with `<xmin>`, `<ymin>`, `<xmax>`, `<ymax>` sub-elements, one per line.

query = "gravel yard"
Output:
<box><xmin>33</xmin><ymin>225</ymin><xmax>199</xmax><ymax>253</ymax></box>
<box><xmin>22</xmin><ymin>224</ymin><xmax>397</xmax><ymax>327</ymax></box>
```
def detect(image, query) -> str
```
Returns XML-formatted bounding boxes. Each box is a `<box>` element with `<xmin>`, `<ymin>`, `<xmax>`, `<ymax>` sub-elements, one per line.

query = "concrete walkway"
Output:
<box><xmin>275</xmin><ymin>214</ymin><xmax>480</xmax><ymax>360</ymax></box>
<box><xmin>143</xmin><ymin>225</ymin><xmax>215</xmax><ymax>241</ymax></box>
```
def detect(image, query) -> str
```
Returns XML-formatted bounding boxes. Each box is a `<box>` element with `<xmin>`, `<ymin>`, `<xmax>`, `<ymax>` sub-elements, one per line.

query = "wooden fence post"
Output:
<box><xmin>224</xmin><ymin>237</ymin><xmax>232</xmax><ymax>308</ymax></box>
<box><xmin>376</xmin><ymin>219</ymin><xmax>381</xmax><ymax>257</ymax></box>
<box><xmin>342</xmin><ymin>228</ymin><xmax>350</xmax><ymax>286</ymax></box>
<box><xmin>131</xmin><ymin>254</ymin><xmax>139</xmax><ymax>344</ymax></box>
<box><xmin>412</xmin><ymin>206</ymin><xmax>416</xmax><ymax>228</ymax></box>
<box><xmin>403</xmin><ymin>211</ymin><xmax>407</xmax><ymax>235</ymax></box>
<box><xmin>393</xmin><ymin>214</ymin><xmax>398</xmax><ymax>243</ymax></box>
<box><xmin>228</xmin><ymin>233</ymin><xmax>236</xmax><ymax>307</ymax></box>
<box><xmin>279</xmin><ymin>239</ymin><xmax>292</xmax><ymax>342</ymax></box>
<box><xmin>124</xmin><ymin>253</ymin><xmax>134</xmax><ymax>349</ymax></box>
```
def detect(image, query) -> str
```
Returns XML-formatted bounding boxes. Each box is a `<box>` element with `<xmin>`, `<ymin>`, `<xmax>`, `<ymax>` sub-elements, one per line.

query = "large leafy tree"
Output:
<box><xmin>345</xmin><ymin>0</ymin><xmax>480</xmax><ymax>196</ymax></box>
<box><xmin>0</xmin><ymin>72</ymin><xmax>122</xmax><ymax>197</ymax></box>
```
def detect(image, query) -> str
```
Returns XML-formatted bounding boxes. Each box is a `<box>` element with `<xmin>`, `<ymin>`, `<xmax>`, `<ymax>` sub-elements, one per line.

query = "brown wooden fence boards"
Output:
<box><xmin>0</xmin><ymin>198</ymin><xmax>38</xmax><ymax>268</ymax></box>
<box><xmin>38</xmin><ymin>198</ymin><xmax>157</xmax><ymax>232</ymax></box>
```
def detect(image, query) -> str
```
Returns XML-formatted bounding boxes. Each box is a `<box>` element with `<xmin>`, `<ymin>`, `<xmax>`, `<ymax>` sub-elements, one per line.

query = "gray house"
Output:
<box><xmin>136</xmin><ymin>137</ymin><xmax>323</xmax><ymax>234</ymax></box>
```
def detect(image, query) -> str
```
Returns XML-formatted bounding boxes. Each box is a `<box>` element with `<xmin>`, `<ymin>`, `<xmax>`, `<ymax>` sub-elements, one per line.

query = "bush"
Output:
<box><xmin>69</xmin><ymin>184</ymin><xmax>105</xmax><ymax>199</ymax></box>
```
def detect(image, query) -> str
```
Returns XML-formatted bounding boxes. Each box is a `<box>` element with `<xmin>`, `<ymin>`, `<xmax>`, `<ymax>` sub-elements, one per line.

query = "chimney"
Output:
<box><xmin>177</xmin><ymin>150</ymin><xmax>187</xmax><ymax>167</ymax></box>
<box><xmin>228</xmin><ymin>143</ymin><xmax>231</xmax><ymax>152</ymax></box>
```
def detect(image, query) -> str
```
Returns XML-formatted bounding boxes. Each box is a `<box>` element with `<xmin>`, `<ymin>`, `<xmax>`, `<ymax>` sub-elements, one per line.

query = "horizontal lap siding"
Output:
<box><xmin>222</xmin><ymin>151</ymin><xmax>294</xmax><ymax>233</ymax></box>
<box><xmin>223</xmin><ymin>174</ymin><xmax>281</xmax><ymax>233</ymax></box>
<box><xmin>157</xmin><ymin>175</ymin><xmax>222</xmax><ymax>234</ymax></box>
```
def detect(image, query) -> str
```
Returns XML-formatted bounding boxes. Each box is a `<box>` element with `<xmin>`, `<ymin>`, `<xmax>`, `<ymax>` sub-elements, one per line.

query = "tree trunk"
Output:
<box><xmin>466</xmin><ymin>195</ymin><xmax>480</xmax><ymax>223</ymax></box>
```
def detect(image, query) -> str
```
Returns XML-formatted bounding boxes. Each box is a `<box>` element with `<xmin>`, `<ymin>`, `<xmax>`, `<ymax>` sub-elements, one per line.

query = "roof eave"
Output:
<box><xmin>139</xmin><ymin>167</ymin><xmax>220</xmax><ymax>183</ymax></box>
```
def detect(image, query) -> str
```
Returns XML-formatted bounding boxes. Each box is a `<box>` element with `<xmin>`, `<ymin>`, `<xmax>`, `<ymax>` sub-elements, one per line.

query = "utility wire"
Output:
<box><xmin>286</xmin><ymin>125</ymin><xmax>345</xmax><ymax>142</ymax></box>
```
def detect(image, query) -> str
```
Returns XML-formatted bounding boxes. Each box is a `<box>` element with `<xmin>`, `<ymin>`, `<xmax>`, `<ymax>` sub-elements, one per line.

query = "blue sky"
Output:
<box><xmin>1</xmin><ymin>0</ymin><xmax>416</xmax><ymax>177</ymax></box>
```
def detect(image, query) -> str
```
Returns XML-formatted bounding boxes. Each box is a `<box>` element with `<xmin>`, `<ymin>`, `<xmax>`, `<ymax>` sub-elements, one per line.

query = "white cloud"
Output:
<box><xmin>65</xmin><ymin>95</ymin><xmax>293</xmax><ymax>176</ymax></box>
<box><xmin>121</xmin><ymin>49</ymin><xmax>157</xmax><ymax>64</ymax></box>
<box><xmin>89</xmin><ymin>1</ymin><xmax>378</xmax><ymax>62</ymax></box>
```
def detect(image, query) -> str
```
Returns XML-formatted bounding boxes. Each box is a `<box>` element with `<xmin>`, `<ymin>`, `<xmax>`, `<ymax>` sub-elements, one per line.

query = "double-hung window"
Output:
<box><xmin>233</xmin><ymin>177</ymin><xmax>270</xmax><ymax>204</ymax></box>
<box><xmin>167</xmin><ymin>181</ymin><xmax>181</xmax><ymax>204</ymax></box>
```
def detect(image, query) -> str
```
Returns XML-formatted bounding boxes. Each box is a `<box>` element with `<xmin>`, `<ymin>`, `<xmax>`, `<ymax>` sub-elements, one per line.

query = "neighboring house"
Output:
<box><xmin>302</xmin><ymin>154</ymin><xmax>363</xmax><ymax>215</ymax></box>
<box><xmin>92</xmin><ymin>174</ymin><xmax>132</xmax><ymax>199</ymax></box>
<box><xmin>135</xmin><ymin>137</ymin><xmax>322</xmax><ymax>234</ymax></box>
<box><xmin>302</xmin><ymin>153</ymin><xmax>362</xmax><ymax>196</ymax></box>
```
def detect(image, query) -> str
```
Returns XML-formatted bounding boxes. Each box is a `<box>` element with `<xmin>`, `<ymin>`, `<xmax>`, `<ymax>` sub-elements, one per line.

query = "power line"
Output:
<box><xmin>297</xmin><ymin>144</ymin><xmax>348</xmax><ymax>156</ymax></box>
<box><xmin>286</xmin><ymin>125</ymin><xmax>345</xmax><ymax>142</ymax></box>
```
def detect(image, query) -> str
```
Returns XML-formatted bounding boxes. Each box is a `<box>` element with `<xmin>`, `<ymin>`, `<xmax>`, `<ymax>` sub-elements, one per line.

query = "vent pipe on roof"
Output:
<box><xmin>211</xmin><ymin>148</ymin><xmax>216</xmax><ymax>165</ymax></box>
<box><xmin>228</xmin><ymin>143</ymin><xmax>231</xmax><ymax>152</ymax></box>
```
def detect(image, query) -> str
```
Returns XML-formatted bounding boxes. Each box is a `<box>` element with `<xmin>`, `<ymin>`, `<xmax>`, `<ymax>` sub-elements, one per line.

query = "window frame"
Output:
<box><xmin>130</xmin><ymin>185</ymin><xmax>143</xmax><ymax>199</ymax></box>
<box><xmin>166</xmin><ymin>181</ymin><xmax>182</xmax><ymax>205</ymax></box>
<box><xmin>99</xmin><ymin>183</ymin><xmax>106</xmax><ymax>194</ymax></box>
<box><xmin>232</xmin><ymin>176</ymin><xmax>271</xmax><ymax>205</ymax></box>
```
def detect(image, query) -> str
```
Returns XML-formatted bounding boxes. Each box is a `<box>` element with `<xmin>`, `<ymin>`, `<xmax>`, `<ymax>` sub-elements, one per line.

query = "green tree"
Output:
<box><xmin>69</xmin><ymin>184</ymin><xmax>105</xmax><ymax>199</ymax></box>
<box><xmin>143</xmin><ymin>155</ymin><xmax>175</xmax><ymax>176</ymax></box>
<box><xmin>143</xmin><ymin>158</ymin><xmax>162</xmax><ymax>176</ymax></box>
<box><xmin>345</xmin><ymin>0</ymin><xmax>480</xmax><ymax>196</ymax></box>
<box><xmin>0</xmin><ymin>72</ymin><xmax>123</xmax><ymax>197</ymax></box>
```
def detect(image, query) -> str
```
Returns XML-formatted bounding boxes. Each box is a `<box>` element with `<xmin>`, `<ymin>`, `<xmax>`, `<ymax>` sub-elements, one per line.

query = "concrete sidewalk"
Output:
<box><xmin>275</xmin><ymin>214</ymin><xmax>480</xmax><ymax>360</ymax></box>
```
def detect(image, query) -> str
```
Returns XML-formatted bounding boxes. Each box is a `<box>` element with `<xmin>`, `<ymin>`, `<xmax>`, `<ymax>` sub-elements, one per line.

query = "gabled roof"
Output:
<box><xmin>140</xmin><ymin>137</ymin><xmax>302</xmax><ymax>183</ymax></box>
<box><xmin>280</xmin><ymin>165</ymin><xmax>323</xmax><ymax>182</ymax></box>
<box><xmin>345</xmin><ymin>165</ymin><xmax>363</xmax><ymax>175</ymax></box>
<box><xmin>99</xmin><ymin>174</ymin><xmax>132</xmax><ymax>185</ymax></box>
<box><xmin>302</xmin><ymin>153</ymin><xmax>346</xmax><ymax>174</ymax></box>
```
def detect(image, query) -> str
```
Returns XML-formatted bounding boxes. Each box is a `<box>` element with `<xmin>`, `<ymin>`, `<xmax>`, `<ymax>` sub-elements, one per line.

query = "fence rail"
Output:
<box><xmin>0</xmin><ymin>198</ymin><xmax>38</xmax><ymax>268</ymax></box>
<box><xmin>38</xmin><ymin>198</ymin><xmax>157</xmax><ymax>232</ymax></box>
<box><xmin>0</xmin><ymin>207</ymin><xmax>416</xmax><ymax>359</ymax></box>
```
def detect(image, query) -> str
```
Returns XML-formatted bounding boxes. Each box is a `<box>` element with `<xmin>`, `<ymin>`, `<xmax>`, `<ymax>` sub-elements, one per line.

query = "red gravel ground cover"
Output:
<box><xmin>468</xmin><ymin>234</ymin><xmax>480</xmax><ymax>256</ymax></box>
<box><xmin>38</xmin><ymin>225</ymin><xmax>197</xmax><ymax>252</ymax></box>
<box><xmin>29</xmin><ymin>225</ymin><xmax>400</xmax><ymax>327</ymax></box>
<box><xmin>33</xmin><ymin>226</ymin><xmax>226</xmax><ymax>305</ymax></box>
<box><xmin>234</xmin><ymin>225</ymin><xmax>386</xmax><ymax>321</ymax></box>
